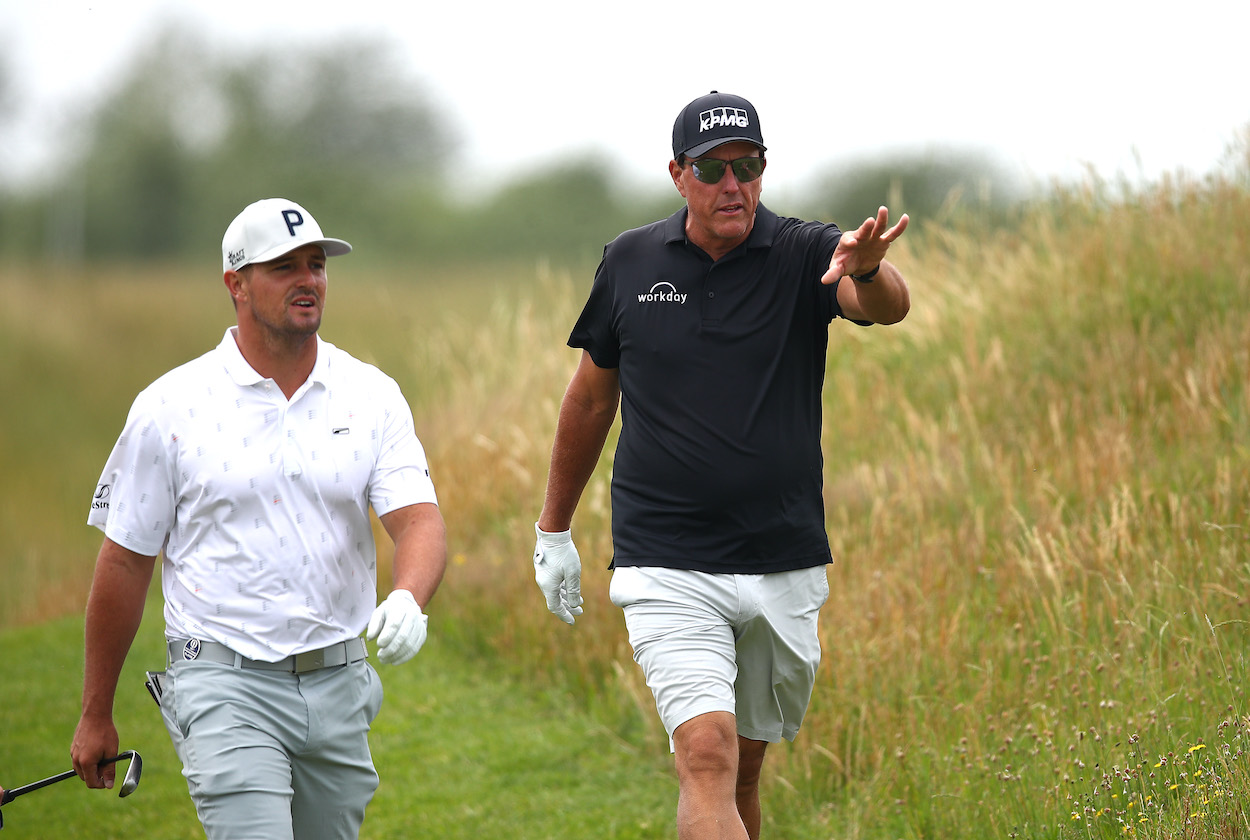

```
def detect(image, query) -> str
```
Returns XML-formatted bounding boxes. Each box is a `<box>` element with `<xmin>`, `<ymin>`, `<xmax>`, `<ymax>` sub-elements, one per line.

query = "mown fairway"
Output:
<box><xmin>2</xmin><ymin>159</ymin><xmax>1249</xmax><ymax>838</ymax></box>
<box><xmin>0</xmin><ymin>611</ymin><xmax>683</xmax><ymax>839</ymax></box>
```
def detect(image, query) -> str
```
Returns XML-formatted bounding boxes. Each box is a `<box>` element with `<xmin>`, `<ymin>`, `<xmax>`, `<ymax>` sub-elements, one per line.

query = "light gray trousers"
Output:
<box><xmin>161</xmin><ymin>658</ymin><xmax>384</xmax><ymax>840</ymax></box>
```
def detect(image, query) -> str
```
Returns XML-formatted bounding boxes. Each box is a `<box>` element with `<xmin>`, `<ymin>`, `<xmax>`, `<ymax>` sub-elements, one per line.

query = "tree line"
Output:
<box><xmin>0</xmin><ymin>23</ymin><xmax>1022</xmax><ymax>267</ymax></box>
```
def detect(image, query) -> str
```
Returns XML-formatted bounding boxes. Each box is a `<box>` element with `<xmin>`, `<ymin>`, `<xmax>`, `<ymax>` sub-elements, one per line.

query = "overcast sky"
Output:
<box><xmin>3</xmin><ymin>0</ymin><xmax>1248</xmax><ymax>200</ymax></box>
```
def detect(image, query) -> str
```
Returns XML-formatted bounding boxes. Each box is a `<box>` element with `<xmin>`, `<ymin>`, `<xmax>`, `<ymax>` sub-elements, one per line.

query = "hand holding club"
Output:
<box><xmin>0</xmin><ymin>750</ymin><xmax>142</xmax><ymax>829</ymax></box>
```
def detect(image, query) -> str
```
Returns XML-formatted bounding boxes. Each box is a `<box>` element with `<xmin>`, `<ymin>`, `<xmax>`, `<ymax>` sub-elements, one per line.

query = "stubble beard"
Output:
<box><xmin>251</xmin><ymin>299</ymin><xmax>321</xmax><ymax>352</ymax></box>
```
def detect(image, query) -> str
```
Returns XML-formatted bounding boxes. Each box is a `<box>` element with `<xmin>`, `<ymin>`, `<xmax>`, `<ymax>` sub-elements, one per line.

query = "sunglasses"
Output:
<box><xmin>687</xmin><ymin>156</ymin><xmax>765</xmax><ymax>184</ymax></box>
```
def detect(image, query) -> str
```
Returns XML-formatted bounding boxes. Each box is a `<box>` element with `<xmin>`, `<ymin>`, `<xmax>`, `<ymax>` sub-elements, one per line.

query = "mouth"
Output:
<box><xmin>717</xmin><ymin>203</ymin><xmax>744</xmax><ymax>216</ymax></box>
<box><xmin>291</xmin><ymin>295</ymin><xmax>318</xmax><ymax>309</ymax></box>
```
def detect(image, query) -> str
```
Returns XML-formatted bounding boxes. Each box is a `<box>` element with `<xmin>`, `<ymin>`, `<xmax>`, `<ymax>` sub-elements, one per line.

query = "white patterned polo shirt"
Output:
<box><xmin>87</xmin><ymin>327</ymin><xmax>438</xmax><ymax>661</ymax></box>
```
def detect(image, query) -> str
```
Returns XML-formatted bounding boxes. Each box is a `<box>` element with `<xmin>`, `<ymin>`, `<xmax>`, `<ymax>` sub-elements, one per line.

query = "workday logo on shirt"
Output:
<box><xmin>637</xmin><ymin>282</ymin><xmax>688</xmax><ymax>305</ymax></box>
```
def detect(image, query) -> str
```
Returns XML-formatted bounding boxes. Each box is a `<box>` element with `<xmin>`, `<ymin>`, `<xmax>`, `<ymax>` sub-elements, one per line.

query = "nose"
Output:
<box><xmin>293</xmin><ymin>259</ymin><xmax>325</xmax><ymax>286</ymax></box>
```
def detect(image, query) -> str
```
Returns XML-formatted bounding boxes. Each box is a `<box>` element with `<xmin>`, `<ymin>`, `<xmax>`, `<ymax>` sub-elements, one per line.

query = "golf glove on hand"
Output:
<box><xmin>534</xmin><ymin>523</ymin><xmax>584</xmax><ymax>625</ymax></box>
<box><xmin>367</xmin><ymin>589</ymin><xmax>428</xmax><ymax>665</ymax></box>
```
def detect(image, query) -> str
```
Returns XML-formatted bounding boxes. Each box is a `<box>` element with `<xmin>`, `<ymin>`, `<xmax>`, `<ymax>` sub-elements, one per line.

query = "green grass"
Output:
<box><xmin>0</xmin><ymin>604</ymin><xmax>680</xmax><ymax>839</ymax></box>
<box><xmin>5</xmin><ymin>149</ymin><xmax>1250</xmax><ymax>838</ymax></box>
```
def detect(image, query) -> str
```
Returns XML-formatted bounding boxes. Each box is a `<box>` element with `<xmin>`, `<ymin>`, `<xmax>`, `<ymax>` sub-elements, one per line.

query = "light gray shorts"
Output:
<box><xmin>160</xmin><ymin>657</ymin><xmax>384</xmax><ymax>840</ymax></box>
<box><xmin>610</xmin><ymin>564</ymin><xmax>830</xmax><ymax>748</ymax></box>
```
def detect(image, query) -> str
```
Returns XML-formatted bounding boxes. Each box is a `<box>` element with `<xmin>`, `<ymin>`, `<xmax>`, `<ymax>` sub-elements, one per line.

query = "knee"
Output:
<box><xmin>674</xmin><ymin>716</ymin><xmax>739</xmax><ymax>782</ymax></box>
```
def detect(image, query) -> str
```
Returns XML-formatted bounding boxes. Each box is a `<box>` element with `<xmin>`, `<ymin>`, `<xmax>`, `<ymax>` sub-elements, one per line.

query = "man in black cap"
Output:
<box><xmin>531</xmin><ymin>91</ymin><xmax>910</xmax><ymax>839</ymax></box>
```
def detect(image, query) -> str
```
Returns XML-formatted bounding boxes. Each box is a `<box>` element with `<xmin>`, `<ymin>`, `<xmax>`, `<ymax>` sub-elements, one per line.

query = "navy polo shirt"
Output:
<box><xmin>570</xmin><ymin>204</ymin><xmax>864</xmax><ymax>574</ymax></box>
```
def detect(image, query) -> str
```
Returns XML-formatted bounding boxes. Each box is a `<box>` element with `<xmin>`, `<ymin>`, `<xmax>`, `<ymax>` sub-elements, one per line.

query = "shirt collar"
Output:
<box><xmin>664</xmin><ymin>204</ymin><xmax>780</xmax><ymax>254</ymax></box>
<box><xmin>218</xmin><ymin>327</ymin><xmax>330</xmax><ymax>391</ymax></box>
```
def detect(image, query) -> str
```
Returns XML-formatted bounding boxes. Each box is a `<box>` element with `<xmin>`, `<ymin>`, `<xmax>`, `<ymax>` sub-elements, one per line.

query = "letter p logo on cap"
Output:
<box><xmin>221</xmin><ymin>198</ymin><xmax>353</xmax><ymax>272</ymax></box>
<box><xmin>282</xmin><ymin>209</ymin><xmax>304</xmax><ymax>237</ymax></box>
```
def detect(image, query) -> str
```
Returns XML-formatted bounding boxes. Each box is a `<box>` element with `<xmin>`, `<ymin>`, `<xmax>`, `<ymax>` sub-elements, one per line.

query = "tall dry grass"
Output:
<box><xmin>402</xmin><ymin>164</ymin><xmax>1250</xmax><ymax>837</ymax></box>
<box><xmin>4</xmin><ymin>147</ymin><xmax>1249</xmax><ymax>837</ymax></box>
<box><xmin>785</xmin><ymin>170</ymin><xmax>1250</xmax><ymax>836</ymax></box>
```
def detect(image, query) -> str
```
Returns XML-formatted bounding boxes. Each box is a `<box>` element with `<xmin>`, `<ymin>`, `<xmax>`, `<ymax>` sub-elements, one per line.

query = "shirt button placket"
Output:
<box><xmin>701</xmin><ymin>265</ymin><xmax>719</xmax><ymax>326</ymax></box>
<box><xmin>280</xmin><ymin>403</ymin><xmax>302</xmax><ymax>479</ymax></box>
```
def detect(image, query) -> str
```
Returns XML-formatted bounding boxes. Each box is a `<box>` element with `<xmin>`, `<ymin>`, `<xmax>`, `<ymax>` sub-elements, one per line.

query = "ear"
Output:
<box><xmin>223</xmin><ymin>270</ymin><xmax>247</xmax><ymax>304</ymax></box>
<box><xmin>668</xmin><ymin>159</ymin><xmax>688</xmax><ymax>199</ymax></box>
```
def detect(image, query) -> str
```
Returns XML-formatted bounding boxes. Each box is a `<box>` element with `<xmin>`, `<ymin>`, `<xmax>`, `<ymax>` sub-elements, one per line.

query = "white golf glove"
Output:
<box><xmin>366</xmin><ymin>589</ymin><xmax>428</xmax><ymax>665</ymax></box>
<box><xmin>533</xmin><ymin>523</ymin><xmax>584</xmax><ymax>625</ymax></box>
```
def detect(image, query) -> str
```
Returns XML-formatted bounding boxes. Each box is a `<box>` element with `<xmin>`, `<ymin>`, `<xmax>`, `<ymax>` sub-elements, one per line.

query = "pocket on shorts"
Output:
<box><xmin>609</xmin><ymin>566</ymin><xmax>645</xmax><ymax>608</ymax></box>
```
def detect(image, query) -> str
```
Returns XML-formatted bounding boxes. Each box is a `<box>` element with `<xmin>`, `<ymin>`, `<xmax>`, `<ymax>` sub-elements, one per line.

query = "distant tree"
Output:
<box><xmin>445</xmin><ymin>157</ymin><xmax>683</xmax><ymax>265</ymax></box>
<box><xmin>49</xmin><ymin>21</ymin><xmax>457</xmax><ymax>261</ymax></box>
<box><xmin>190</xmin><ymin>34</ymin><xmax>460</xmax><ymax>259</ymax></box>
<box><xmin>799</xmin><ymin>148</ymin><xmax>1028</xmax><ymax>231</ymax></box>
<box><xmin>0</xmin><ymin>54</ymin><xmax>14</xmax><ymax>163</ymax></box>
<box><xmin>0</xmin><ymin>52</ymin><xmax>19</xmax><ymax>247</ymax></box>
<box><xmin>473</xmin><ymin>159</ymin><xmax>621</xmax><ymax>260</ymax></box>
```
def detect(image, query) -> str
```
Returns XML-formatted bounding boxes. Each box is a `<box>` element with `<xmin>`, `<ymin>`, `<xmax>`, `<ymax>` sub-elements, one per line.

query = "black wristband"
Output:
<box><xmin>851</xmin><ymin>264</ymin><xmax>880</xmax><ymax>283</ymax></box>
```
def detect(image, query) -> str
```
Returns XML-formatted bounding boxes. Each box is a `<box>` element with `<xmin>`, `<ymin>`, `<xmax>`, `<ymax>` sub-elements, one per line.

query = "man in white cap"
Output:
<box><xmin>71</xmin><ymin>198</ymin><xmax>445</xmax><ymax>839</ymax></box>
<box><xmin>532</xmin><ymin>92</ymin><xmax>911</xmax><ymax>839</ymax></box>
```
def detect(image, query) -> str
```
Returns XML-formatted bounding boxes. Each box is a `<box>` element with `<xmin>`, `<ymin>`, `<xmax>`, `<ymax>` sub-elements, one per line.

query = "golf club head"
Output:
<box><xmin>0</xmin><ymin>751</ymin><xmax>140</xmax><ymax>829</ymax></box>
<box><xmin>115</xmin><ymin>751</ymin><xmax>142</xmax><ymax>798</ymax></box>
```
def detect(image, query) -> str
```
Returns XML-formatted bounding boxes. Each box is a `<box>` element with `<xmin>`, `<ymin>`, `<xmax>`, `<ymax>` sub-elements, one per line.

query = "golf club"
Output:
<box><xmin>0</xmin><ymin>750</ymin><xmax>141</xmax><ymax>830</ymax></box>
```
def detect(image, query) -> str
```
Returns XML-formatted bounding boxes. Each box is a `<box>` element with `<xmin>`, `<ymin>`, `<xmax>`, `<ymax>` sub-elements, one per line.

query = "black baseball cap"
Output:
<box><xmin>672</xmin><ymin>91</ymin><xmax>766</xmax><ymax>159</ymax></box>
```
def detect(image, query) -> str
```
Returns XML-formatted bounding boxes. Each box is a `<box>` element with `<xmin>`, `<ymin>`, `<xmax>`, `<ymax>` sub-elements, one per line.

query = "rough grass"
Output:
<box><xmin>3</xmin><ymin>145</ymin><xmax>1250</xmax><ymax>837</ymax></box>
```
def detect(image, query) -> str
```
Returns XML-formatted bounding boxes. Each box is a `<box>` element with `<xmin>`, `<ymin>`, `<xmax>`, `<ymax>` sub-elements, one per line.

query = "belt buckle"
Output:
<box><xmin>293</xmin><ymin>649</ymin><xmax>325</xmax><ymax>673</ymax></box>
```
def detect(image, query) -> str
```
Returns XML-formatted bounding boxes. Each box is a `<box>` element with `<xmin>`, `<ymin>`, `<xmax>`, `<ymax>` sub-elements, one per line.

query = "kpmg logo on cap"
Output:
<box><xmin>699</xmin><ymin>107</ymin><xmax>750</xmax><ymax>133</ymax></box>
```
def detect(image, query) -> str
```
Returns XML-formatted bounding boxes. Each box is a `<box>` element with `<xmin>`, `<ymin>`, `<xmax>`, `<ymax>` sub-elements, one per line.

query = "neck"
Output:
<box><xmin>684</xmin><ymin>209</ymin><xmax>754</xmax><ymax>263</ymax></box>
<box><xmin>232</xmin><ymin>326</ymin><xmax>318</xmax><ymax>399</ymax></box>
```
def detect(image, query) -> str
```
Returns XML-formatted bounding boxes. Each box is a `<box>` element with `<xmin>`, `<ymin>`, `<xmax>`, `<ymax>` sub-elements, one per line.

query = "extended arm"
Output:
<box><xmin>822</xmin><ymin>205</ymin><xmax>911</xmax><ymax>325</ymax></box>
<box><xmin>71</xmin><ymin>539</ymin><xmax>157</xmax><ymax>789</ymax></box>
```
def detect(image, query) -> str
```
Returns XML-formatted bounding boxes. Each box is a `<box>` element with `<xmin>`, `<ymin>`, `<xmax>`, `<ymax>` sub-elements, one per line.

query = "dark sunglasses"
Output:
<box><xmin>688</xmin><ymin>156</ymin><xmax>765</xmax><ymax>184</ymax></box>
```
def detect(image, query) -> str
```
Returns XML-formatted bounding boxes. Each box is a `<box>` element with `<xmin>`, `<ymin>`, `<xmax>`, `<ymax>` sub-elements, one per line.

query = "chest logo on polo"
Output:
<box><xmin>637</xmin><ymin>282</ymin><xmax>687</xmax><ymax>305</ymax></box>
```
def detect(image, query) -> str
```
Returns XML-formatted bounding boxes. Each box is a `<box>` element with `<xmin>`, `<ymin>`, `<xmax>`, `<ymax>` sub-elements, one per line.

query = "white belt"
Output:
<box><xmin>167</xmin><ymin>637</ymin><xmax>367</xmax><ymax>674</ymax></box>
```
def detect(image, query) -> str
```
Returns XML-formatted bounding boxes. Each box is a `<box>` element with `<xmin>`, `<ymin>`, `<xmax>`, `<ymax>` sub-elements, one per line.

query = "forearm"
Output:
<box><xmin>81</xmin><ymin>540</ymin><xmax>156</xmax><ymax>720</ymax></box>
<box><xmin>539</xmin><ymin>386</ymin><xmax>618</xmax><ymax>532</ymax></box>
<box><xmin>850</xmin><ymin>260</ymin><xmax>910</xmax><ymax>324</ymax></box>
<box><xmin>385</xmin><ymin>503</ymin><xmax>446</xmax><ymax>608</ymax></box>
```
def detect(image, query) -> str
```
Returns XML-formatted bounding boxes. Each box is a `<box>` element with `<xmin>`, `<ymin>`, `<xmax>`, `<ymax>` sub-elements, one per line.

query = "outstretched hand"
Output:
<box><xmin>822</xmin><ymin>206</ymin><xmax>909</xmax><ymax>284</ymax></box>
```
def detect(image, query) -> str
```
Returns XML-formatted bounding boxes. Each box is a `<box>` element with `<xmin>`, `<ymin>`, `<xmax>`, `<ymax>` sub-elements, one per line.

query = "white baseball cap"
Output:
<box><xmin>221</xmin><ymin>198</ymin><xmax>352</xmax><ymax>272</ymax></box>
